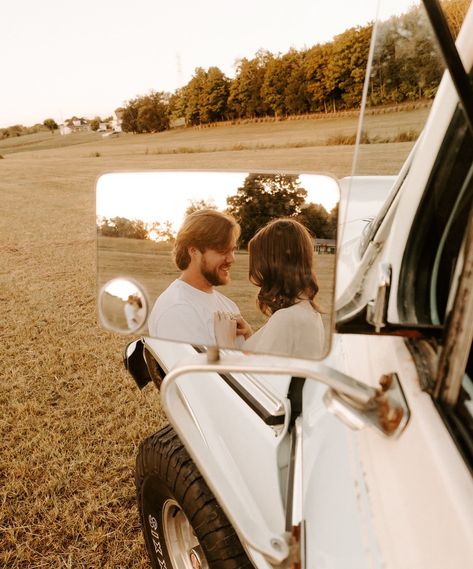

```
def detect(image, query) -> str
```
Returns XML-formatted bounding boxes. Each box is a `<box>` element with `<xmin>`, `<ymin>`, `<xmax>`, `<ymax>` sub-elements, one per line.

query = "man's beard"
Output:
<box><xmin>200</xmin><ymin>258</ymin><xmax>229</xmax><ymax>286</ymax></box>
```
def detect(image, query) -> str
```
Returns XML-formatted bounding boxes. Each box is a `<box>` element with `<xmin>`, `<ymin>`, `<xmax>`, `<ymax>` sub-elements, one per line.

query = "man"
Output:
<box><xmin>148</xmin><ymin>209</ymin><xmax>250</xmax><ymax>346</ymax></box>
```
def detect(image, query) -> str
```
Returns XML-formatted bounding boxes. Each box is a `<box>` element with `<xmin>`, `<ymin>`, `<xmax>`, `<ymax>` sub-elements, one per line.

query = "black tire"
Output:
<box><xmin>135</xmin><ymin>424</ymin><xmax>254</xmax><ymax>569</ymax></box>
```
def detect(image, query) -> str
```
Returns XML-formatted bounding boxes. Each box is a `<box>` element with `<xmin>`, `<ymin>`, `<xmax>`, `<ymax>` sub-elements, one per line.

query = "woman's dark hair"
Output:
<box><xmin>248</xmin><ymin>218</ymin><xmax>320</xmax><ymax>316</ymax></box>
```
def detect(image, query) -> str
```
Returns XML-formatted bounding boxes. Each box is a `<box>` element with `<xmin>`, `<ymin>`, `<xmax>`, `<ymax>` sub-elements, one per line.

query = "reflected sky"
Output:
<box><xmin>96</xmin><ymin>171</ymin><xmax>340</xmax><ymax>232</ymax></box>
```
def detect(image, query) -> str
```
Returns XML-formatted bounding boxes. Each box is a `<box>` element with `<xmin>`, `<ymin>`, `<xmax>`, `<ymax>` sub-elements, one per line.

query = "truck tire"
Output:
<box><xmin>135</xmin><ymin>424</ymin><xmax>253</xmax><ymax>569</ymax></box>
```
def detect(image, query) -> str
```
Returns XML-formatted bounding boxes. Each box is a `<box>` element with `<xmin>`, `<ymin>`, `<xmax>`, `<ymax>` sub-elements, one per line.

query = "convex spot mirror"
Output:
<box><xmin>97</xmin><ymin>171</ymin><xmax>339</xmax><ymax>360</ymax></box>
<box><xmin>98</xmin><ymin>278</ymin><xmax>148</xmax><ymax>334</ymax></box>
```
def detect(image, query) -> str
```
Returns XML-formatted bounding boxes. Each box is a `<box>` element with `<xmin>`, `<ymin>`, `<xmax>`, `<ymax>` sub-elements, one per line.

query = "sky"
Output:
<box><xmin>1</xmin><ymin>0</ymin><xmax>417</xmax><ymax>128</ymax></box>
<box><xmin>96</xmin><ymin>171</ymin><xmax>341</xmax><ymax>230</ymax></box>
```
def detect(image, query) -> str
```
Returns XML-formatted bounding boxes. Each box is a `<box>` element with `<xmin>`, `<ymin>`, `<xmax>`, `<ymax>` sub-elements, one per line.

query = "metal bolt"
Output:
<box><xmin>271</xmin><ymin>538</ymin><xmax>283</xmax><ymax>551</ymax></box>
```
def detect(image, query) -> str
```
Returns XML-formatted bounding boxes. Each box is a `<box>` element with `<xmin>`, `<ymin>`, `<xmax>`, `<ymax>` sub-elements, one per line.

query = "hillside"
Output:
<box><xmin>0</xmin><ymin>105</ymin><xmax>429</xmax><ymax>167</ymax></box>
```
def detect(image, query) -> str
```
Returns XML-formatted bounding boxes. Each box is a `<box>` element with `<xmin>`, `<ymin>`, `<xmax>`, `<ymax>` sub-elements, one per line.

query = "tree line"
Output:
<box><xmin>121</xmin><ymin>1</ymin><xmax>468</xmax><ymax>133</ymax></box>
<box><xmin>0</xmin><ymin>123</ymin><xmax>50</xmax><ymax>139</ymax></box>
<box><xmin>2</xmin><ymin>1</ymin><xmax>467</xmax><ymax>138</ymax></box>
<box><xmin>97</xmin><ymin>174</ymin><xmax>337</xmax><ymax>246</ymax></box>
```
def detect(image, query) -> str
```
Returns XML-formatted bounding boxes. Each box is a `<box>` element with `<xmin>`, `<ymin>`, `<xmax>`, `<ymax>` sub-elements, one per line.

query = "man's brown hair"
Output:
<box><xmin>248</xmin><ymin>218</ymin><xmax>319</xmax><ymax>316</ymax></box>
<box><xmin>173</xmin><ymin>209</ymin><xmax>240</xmax><ymax>270</ymax></box>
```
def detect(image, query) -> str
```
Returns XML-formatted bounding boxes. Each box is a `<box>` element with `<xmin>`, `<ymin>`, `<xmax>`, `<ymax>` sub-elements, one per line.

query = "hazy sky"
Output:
<box><xmin>1</xmin><ymin>0</ymin><xmax>416</xmax><ymax>128</ymax></box>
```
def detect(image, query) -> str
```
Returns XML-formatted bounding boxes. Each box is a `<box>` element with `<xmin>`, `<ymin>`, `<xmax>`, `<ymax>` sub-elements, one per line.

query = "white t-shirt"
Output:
<box><xmin>243</xmin><ymin>300</ymin><xmax>325</xmax><ymax>359</ymax></box>
<box><xmin>124</xmin><ymin>303</ymin><xmax>139</xmax><ymax>329</ymax></box>
<box><xmin>148</xmin><ymin>279</ymin><xmax>241</xmax><ymax>346</ymax></box>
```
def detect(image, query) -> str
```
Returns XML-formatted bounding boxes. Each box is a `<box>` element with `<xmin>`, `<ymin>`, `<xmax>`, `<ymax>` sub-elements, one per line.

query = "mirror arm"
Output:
<box><xmin>160</xmin><ymin>352</ymin><xmax>378</xmax><ymax>407</ymax></box>
<box><xmin>161</xmin><ymin>354</ymin><xmax>409</xmax><ymax>440</ymax></box>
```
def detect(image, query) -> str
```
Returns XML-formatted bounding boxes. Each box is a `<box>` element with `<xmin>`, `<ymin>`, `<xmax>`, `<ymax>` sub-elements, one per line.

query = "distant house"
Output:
<box><xmin>315</xmin><ymin>238</ymin><xmax>336</xmax><ymax>254</ymax></box>
<box><xmin>112</xmin><ymin>109</ymin><xmax>123</xmax><ymax>132</ymax></box>
<box><xmin>59</xmin><ymin>124</ymin><xmax>72</xmax><ymax>135</ymax></box>
<box><xmin>98</xmin><ymin>123</ymin><xmax>108</xmax><ymax>132</ymax></box>
<box><xmin>64</xmin><ymin>117</ymin><xmax>90</xmax><ymax>133</ymax></box>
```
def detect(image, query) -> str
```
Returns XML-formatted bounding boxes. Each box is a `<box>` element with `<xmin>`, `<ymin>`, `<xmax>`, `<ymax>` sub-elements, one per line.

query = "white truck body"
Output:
<box><xmin>121</xmin><ymin>2</ymin><xmax>473</xmax><ymax>568</ymax></box>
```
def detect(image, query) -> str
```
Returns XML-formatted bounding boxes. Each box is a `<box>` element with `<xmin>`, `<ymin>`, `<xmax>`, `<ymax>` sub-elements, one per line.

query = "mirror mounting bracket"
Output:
<box><xmin>206</xmin><ymin>345</ymin><xmax>221</xmax><ymax>363</ymax></box>
<box><xmin>324</xmin><ymin>372</ymin><xmax>410</xmax><ymax>437</ymax></box>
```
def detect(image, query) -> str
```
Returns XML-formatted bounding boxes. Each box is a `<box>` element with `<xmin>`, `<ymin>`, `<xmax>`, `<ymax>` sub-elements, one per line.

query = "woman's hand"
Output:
<box><xmin>235</xmin><ymin>315</ymin><xmax>253</xmax><ymax>340</ymax></box>
<box><xmin>214</xmin><ymin>311</ymin><xmax>237</xmax><ymax>348</ymax></box>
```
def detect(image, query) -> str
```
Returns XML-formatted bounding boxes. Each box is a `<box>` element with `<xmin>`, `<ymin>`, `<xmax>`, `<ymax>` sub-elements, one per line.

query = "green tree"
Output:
<box><xmin>169</xmin><ymin>87</ymin><xmax>187</xmax><ymax>123</ymax></box>
<box><xmin>121</xmin><ymin>98</ymin><xmax>140</xmax><ymax>133</ymax></box>
<box><xmin>184</xmin><ymin>67</ymin><xmax>207</xmax><ymax>125</ymax></box>
<box><xmin>226</xmin><ymin>173</ymin><xmax>307</xmax><ymax>247</ymax></box>
<box><xmin>200</xmin><ymin>67</ymin><xmax>230</xmax><ymax>123</ymax></box>
<box><xmin>326</xmin><ymin>204</ymin><xmax>339</xmax><ymax>239</ymax></box>
<box><xmin>121</xmin><ymin>92</ymin><xmax>170</xmax><ymax>133</ymax></box>
<box><xmin>260</xmin><ymin>49</ymin><xmax>310</xmax><ymax>117</ymax></box>
<box><xmin>136</xmin><ymin>91</ymin><xmax>170</xmax><ymax>133</ymax></box>
<box><xmin>326</xmin><ymin>25</ymin><xmax>372</xmax><ymax>110</ymax></box>
<box><xmin>98</xmin><ymin>217</ymin><xmax>148</xmax><ymax>239</ymax></box>
<box><xmin>90</xmin><ymin>117</ymin><xmax>101</xmax><ymax>131</ymax></box>
<box><xmin>261</xmin><ymin>55</ymin><xmax>289</xmax><ymax>117</ymax></box>
<box><xmin>304</xmin><ymin>43</ymin><xmax>334</xmax><ymax>112</ymax></box>
<box><xmin>284</xmin><ymin>50</ymin><xmax>311</xmax><ymax>115</ymax></box>
<box><xmin>43</xmin><ymin>118</ymin><xmax>58</xmax><ymax>133</ymax></box>
<box><xmin>396</xmin><ymin>7</ymin><xmax>442</xmax><ymax>100</ymax></box>
<box><xmin>2</xmin><ymin>124</ymin><xmax>24</xmax><ymax>138</ymax></box>
<box><xmin>369</xmin><ymin>6</ymin><xmax>443</xmax><ymax>105</ymax></box>
<box><xmin>297</xmin><ymin>203</ymin><xmax>330</xmax><ymax>238</ymax></box>
<box><xmin>228</xmin><ymin>50</ymin><xmax>272</xmax><ymax>118</ymax></box>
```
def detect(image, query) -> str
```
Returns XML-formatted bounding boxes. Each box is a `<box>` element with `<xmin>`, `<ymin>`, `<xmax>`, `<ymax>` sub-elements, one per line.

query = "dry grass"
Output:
<box><xmin>1</xmin><ymin>109</ymin><xmax>425</xmax><ymax>567</ymax></box>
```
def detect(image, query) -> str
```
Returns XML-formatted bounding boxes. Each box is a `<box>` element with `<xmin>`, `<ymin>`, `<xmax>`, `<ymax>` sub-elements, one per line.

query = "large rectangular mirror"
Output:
<box><xmin>96</xmin><ymin>170</ymin><xmax>339</xmax><ymax>360</ymax></box>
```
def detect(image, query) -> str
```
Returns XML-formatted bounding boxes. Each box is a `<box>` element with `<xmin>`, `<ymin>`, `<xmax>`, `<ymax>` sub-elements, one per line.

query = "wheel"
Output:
<box><xmin>135</xmin><ymin>424</ymin><xmax>253</xmax><ymax>569</ymax></box>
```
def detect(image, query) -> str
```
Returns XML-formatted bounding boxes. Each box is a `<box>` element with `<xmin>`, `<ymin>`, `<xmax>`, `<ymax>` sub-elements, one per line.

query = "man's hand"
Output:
<box><xmin>214</xmin><ymin>311</ymin><xmax>237</xmax><ymax>348</ymax></box>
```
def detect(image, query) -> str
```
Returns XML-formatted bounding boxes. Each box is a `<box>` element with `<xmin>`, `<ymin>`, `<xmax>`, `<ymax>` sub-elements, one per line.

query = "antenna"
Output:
<box><xmin>175</xmin><ymin>51</ymin><xmax>183</xmax><ymax>87</ymax></box>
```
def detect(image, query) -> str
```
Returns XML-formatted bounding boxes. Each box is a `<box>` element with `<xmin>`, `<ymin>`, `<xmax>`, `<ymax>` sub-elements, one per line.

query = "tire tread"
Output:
<box><xmin>135</xmin><ymin>425</ymin><xmax>254</xmax><ymax>569</ymax></box>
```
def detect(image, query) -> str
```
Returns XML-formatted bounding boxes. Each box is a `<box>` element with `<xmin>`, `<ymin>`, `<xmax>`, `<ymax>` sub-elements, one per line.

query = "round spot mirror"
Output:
<box><xmin>98</xmin><ymin>278</ymin><xmax>148</xmax><ymax>334</ymax></box>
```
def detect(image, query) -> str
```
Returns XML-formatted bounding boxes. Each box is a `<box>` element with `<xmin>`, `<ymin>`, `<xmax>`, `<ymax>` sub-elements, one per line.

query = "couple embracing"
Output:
<box><xmin>148</xmin><ymin>209</ymin><xmax>324</xmax><ymax>360</ymax></box>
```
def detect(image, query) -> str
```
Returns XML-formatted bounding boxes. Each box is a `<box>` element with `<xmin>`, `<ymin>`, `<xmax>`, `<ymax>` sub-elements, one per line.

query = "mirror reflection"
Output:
<box><xmin>97</xmin><ymin>171</ymin><xmax>339</xmax><ymax>360</ymax></box>
<box><xmin>98</xmin><ymin>278</ymin><xmax>148</xmax><ymax>334</ymax></box>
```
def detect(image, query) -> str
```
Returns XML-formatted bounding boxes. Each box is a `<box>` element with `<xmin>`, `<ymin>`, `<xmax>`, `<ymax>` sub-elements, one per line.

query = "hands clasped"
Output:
<box><xmin>214</xmin><ymin>311</ymin><xmax>253</xmax><ymax>348</ymax></box>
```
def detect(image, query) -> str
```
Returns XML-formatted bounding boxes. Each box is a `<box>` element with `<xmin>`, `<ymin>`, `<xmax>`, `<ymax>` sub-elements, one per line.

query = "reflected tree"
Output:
<box><xmin>226</xmin><ymin>174</ymin><xmax>307</xmax><ymax>247</ymax></box>
<box><xmin>185</xmin><ymin>199</ymin><xmax>217</xmax><ymax>216</ymax></box>
<box><xmin>98</xmin><ymin>217</ymin><xmax>148</xmax><ymax>239</ymax></box>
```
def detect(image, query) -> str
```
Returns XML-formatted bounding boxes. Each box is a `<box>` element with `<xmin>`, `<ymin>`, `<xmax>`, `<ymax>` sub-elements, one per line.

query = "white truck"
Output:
<box><xmin>99</xmin><ymin>1</ymin><xmax>473</xmax><ymax>567</ymax></box>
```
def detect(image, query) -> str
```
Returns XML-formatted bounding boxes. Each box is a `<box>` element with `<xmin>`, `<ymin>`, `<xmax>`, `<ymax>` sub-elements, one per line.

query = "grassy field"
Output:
<box><xmin>1</xmin><ymin>108</ymin><xmax>426</xmax><ymax>567</ymax></box>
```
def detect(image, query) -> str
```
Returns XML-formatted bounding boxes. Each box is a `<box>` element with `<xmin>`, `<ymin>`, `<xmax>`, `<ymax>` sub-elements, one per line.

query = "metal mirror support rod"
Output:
<box><xmin>160</xmin><ymin>354</ymin><xmax>378</xmax><ymax>407</ymax></box>
<box><xmin>422</xmin><ymin>0</ymin><xmax>473</xmax><ymax>137</ymax></box>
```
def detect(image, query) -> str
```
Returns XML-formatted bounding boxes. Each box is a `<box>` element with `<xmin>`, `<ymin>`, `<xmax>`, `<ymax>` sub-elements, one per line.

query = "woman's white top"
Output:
<box><xmin>243</xmin><ymin>300</ymin><xmax>325</xmax><ymax>359</ymax></box>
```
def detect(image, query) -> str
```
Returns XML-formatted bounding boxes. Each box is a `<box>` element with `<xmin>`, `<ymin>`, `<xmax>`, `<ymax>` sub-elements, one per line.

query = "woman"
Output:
<box><xmin>215</xmin><ymin>218</ymin><xmax>325</xmax><ymax>359</ymax></box>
